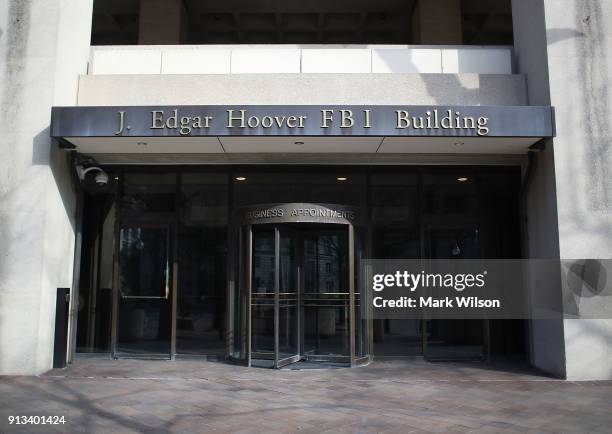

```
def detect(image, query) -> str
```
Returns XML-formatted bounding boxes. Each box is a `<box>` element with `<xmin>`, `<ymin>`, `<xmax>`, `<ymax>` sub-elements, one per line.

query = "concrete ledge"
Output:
<box><xmin>77</xmin><ymin>73</ymin><xmax>527</xmax><ymax>106</ymax></box>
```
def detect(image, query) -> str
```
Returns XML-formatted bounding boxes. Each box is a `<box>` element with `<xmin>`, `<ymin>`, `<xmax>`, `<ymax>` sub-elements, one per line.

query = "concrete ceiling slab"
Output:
<box><xmin>378</xmin><ymin>136</ymin><xmax>539</xmax><ymax>154</ymax></box>
<box><xmin>63</xmin><ymin>135</ymin><xmax>541</xmax><ymax>156</ymax></box>
<box><xmin>218</xmin><ymin>136</ymin><xmax>384</xmax><ymax>153</ymax></box>
<box><xmin>65</xmin><ymin>136</ymin><xmax>224</xmax><ymax>153</ymax></box>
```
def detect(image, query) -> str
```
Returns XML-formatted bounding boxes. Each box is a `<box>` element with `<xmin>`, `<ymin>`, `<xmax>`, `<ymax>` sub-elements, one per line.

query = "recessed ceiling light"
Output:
<box><xmin>454</xmin><ymin>142</ymin><xmax>464</xmax><ymax>147</ymax></box>
<box><xmin>114</xmin><ymin>176</ymin><xmax>119</xmax><ymax>181</ymax></box>
<box><xmin>457</xmin><ymin>177</ymin><xmax>469</xmax><ymax>182</ymax></box>
<box><xmin>294</xmin><ymin>141</ymin><xmax>305</xmax><ymax>145</ymax></box>
<box><xmin>337</xmin><ymin>177</ymin><xmax>348</xmax><ymax>181</ymax></box>
<box><xmin>235</xmin><ymin>176</ymin><xmax>247</xmax><ymax>181</ymax></box>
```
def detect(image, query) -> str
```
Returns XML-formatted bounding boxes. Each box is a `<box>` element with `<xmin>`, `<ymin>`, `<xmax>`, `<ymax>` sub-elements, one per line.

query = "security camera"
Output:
<box><xmin>76</xmin><ymin>164</ymin><xmax>109</xmax><ymax>186</ymax></box>
<box><xmin>94</xmin><ymin>171</ymin><xmax>109</xmax><ymax>186</ymax></box>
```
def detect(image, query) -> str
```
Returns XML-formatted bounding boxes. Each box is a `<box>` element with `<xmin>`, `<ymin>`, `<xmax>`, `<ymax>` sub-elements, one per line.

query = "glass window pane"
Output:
<box><xmin>76</xmin><ymin>194</ymin><xmax>115</xmax><ymax>353</ymax></box>
<box><xmin>119</xmin><ymin>227</ymin><xmax>169</xmax><ymax>298</ymax></box>
<box><xmin>177</xmin><ymin>174</ymin><xmax>228</xmax><ymax>356</ymax></box>
<box><xmin>117</xmin><ymin>225</ymin><xmax>172</xmax><ymax>356</ymax></box>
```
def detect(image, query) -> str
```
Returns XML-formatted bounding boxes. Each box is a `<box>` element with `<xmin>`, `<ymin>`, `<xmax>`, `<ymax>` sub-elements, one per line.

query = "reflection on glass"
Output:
<box><xmin>119</xmin><ymin>228</ymin><xmax>169</xmax><ymax>298</ymax></box>
<box><xmin>121</xmin><ymin>173</ymin><xmax>176</xmax><ymax>220</ymax></box>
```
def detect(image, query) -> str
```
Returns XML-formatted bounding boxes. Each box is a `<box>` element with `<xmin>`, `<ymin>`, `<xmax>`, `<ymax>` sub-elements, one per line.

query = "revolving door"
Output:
<box><xmin>238</xmin><ymin>204</ymin><xmax>369</xmax><ymax>368</ymax></box>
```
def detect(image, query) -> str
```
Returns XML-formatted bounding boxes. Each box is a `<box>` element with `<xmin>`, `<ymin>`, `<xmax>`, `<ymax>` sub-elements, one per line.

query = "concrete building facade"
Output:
<box><xmin>0</xmin><ymin>0</ymin><xmax>610</xmax><ymax>379</ymax></box>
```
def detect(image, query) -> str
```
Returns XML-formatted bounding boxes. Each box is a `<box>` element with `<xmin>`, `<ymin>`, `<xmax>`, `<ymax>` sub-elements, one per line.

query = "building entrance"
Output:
<box><xmin>74</xmin><ymin>168</ymin><xmax>527</xmax><ymax>367</ymax></box>
<box><xmin>249</xmin><ymin>224</ymin><xmax>355</xmax><ymax>368</ymax></box>
<box><xmin>239</xmin><ymin>204</ymin><xmax>369</xmax><ymax>368</ymax></box>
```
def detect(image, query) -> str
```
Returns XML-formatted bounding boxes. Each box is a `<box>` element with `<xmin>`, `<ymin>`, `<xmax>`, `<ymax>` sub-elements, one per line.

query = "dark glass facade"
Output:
<box><xmin>76</xmin><ymin>166</ymin><xmax>525</xmax><ymax>366</ymax></box>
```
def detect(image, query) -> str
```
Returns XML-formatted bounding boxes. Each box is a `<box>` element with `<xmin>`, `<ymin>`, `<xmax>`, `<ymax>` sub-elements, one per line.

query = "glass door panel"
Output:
<box><xmin>116</xmin><ymin>225</ymin><xmax>172</xmax><ymax>357</ymax></box>
<box><xmin>424</xmin><ymin>227</ymin><xmax>486</xmax><ymax>360</ymax></box>
<box><xmin>251</xmin><ymin>228</ymin><xmax>275</xmax><ymax>364</ymax></box>
<box><xmin>277</xmin><ymin>228</ymin><xmax>300</xmax><ymax>367</ymax></box>
<box><xmin>301</xmin><ymin>228</ymin><xmax>350</xmax><ymax>360</ymax></box>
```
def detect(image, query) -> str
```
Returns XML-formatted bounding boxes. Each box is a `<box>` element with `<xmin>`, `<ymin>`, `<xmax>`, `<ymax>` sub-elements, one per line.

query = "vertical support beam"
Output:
<box><xmin>412</xmin><ymin>0</ymin><xmax>463</xmax><ymax>44</ymax></box>
<box><xmin>365</xmin><ymin>173</ymin><xmax>374</xmax><ymax>362</ymax></box>
<box><xmin>110</xmin><ymin>173</ymin><xmax>122</xmax><ymax>358</ymax></box>
<box><xmin>170</xmin><ymin>173</ymin><xmax>180</xmax><ymax>359</ymax></box>
<box><xmin>511</xmin><ymin>0</ymin><xmax>564</xmax><ymax>378</ymax></box>
<box><xmin>348</xmin><ymin>224</ymin><xmax>356</xmax><ymax>367</ymax></box>
<box><xmin>226</xmin><ymin>173</ymin><xmax>235</xmax><ymax>360</ymax></box>
<box><xmin>139</xmin><ymin>0</ymin><xmax>187</xmax><ymax>45</ymax></box>
<box><xmin>87</xmin><ymin>200</ymin><xmax>103</xmax><ymax>348</ymax></box>
<box><xmin>274</xmin><ymin>226</ymin><xmax>280</xmax><ymax>368</ymax></box>
<box><xmin>297</xmin><ymin>231</ymin><xmax>303</xmax><ymax>358</ymax></box>
<box><xmin>245</xmin><ymin>225</ymin><xmax>253</xmax><ymax>367</ymax></box>
<box><xmin>67</xmin><ymin>177</ymin><xmax>84</xmax><ymax>364</ymax></box>
<box><xmin>418</xmin><ymin>170</ymin><xmax>428</xmax><ymax>357</ymax></box>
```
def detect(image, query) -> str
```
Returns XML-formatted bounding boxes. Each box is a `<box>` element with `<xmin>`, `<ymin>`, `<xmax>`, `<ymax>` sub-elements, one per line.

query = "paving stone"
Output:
<box><xmin>0</xmin><ymin>358</ymin><xmax>610</xmax><ymax>433</ymax></box>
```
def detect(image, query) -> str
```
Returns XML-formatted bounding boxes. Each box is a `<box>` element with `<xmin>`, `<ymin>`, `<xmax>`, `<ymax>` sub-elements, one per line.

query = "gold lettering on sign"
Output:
<box><xmin>166</xmin><ymin>109</ymin><xmax>178</xmax><ymax>129</ymax></box>
<box><xmin>340</xmin><ymin>110</ymin><xmax>354</xmax><ymax>128</ymax></box>
<box><xmin>396</xmin><ymin>110</ymin><xmax>410</xmax><ymax>128</ymax></box>
<box><xmin>150</xmin><ymin>110</ymin><xmax>214</xmax><ymax>135</ymax></box>
<box><xmin>227</xmin><ymin>110</ymin><xmax>247</xmax><ymax>128</ymax></box>
<box><xmin>226</xmin><ymin>110</ymin><xmax>307</xmax><ymax>129</ymax></box>
<box><xmin>477</xmin><ymin>117</ymin><xmax>489</xmax><ymax>136</ymax></box>
<box><xmin>137</xmin><ymin>107</ymin><xmax>492</xmax><ymax>136</ymax></box>
<box><xmin>115</xmin><ymin>111</ymin><xmax>127</xmax><ymax>135</ymax></box>
<box><xmin>395</xmin><ymin>109</ymin><xmax>490</xmax><ymax>136</ymax></box>
<box><xmin>321</xmin><ymin>110</ymin><xmax>334</xmax><ymax>128</ymax></box>
<box><xmin>151</xmin><ymin>111</ymin><xmax>164</xmax><ymax>129</ymax></box>
<box><xmin>364</xmin><ymin>110</ymin><xmax>371</xmax><ymax>128</ymax></box>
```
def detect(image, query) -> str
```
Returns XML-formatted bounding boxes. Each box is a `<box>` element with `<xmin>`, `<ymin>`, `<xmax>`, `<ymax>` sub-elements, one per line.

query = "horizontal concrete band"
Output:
<box><xmin>76</xmin><ymin>74</ymin><xmax>528</xmax><ymax>107</ymax></box>
<box><xmin>89</xmin><ymin>45</ymin><xmax>514</xmax><ymax>75</ymax></box>
<box><xmin>51</xmin><ymin>105</ymin><xmax>555</xmax><ymax>139</ymax></box>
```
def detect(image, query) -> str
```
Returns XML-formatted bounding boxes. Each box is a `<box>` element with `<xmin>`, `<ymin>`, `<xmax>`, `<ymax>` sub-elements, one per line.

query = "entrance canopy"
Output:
<box><xmin>51</xmin><ymin>105</ymin><xmax>555</xmax><ymax>158</ymax></box>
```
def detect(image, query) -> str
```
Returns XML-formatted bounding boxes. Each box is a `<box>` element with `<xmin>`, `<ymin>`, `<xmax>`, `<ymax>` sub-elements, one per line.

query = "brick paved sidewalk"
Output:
<box><xmin>0</xmin><ymin>358</ymin><xmax>610</xmax><ymax>433</ymax></box>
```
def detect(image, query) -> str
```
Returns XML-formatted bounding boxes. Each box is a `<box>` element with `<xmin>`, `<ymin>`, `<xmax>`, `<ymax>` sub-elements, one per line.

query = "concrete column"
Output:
<box><xmin>541</xmin><ymin>0</ymin><xmax>612</xmax><ymax>381</ymax></box>
<box><xmin>0</xmin><ymin>0</ymin><xmax>92</xmax><ymax>375</ymax></box>
<box><xmin>513</xmin><ymin>0</ymin><xmax>612</xmax><ymax>380</ymax></box>
<box><xmin>412</xmin><ymin>0</ymin><xmax>463</xmax><ymax>44</ymax></box>
<box><xmin>511</xmin><ymin>0</ymin><xmax>566</xmax><ymax>379</ymax></box>
<box><xmin>139</xmin><ymin>0</ymin><xmax>187</xmax><ymax>45</ymax></box>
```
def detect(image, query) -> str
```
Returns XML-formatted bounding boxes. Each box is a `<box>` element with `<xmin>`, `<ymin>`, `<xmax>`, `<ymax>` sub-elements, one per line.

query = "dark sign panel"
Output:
<box><xmin>240</xmin><ymin>203</ymin><xmax>364</xmax><ymax>226</ymax></box>
<box><xmin>51</xmin><ymin>105</ymin><xmax>555</xmax><ymax>138</ymax></box>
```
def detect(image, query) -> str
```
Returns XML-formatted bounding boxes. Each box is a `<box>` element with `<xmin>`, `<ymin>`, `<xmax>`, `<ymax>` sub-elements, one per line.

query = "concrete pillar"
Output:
<box><xmin>0</xmin><ymin>0</ymin><xmax>91</xmax><ymax>375</ymax></box>
<box><xmin>412</xmin><ymin>0</ymin><xmax>463</xmax><ymax>44</ymax></box>
<box><xmin>513</xmin><ymin>0</ymin><xmax>612</xmax><ymax>380</ymax></box>
<box><xmin>511</xmin><ymin>0</ymin><xmax>565</xmax><ymax>379</ymax></box>
<box><xmin>139</xmin><ymin>0</ymin><xmax>187</xmax><ymax>45</ymax></box>
<box><xmin>541</xmin><ymin>0</ymin><xmax>612</xmax><ymax>381</ymax></box>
